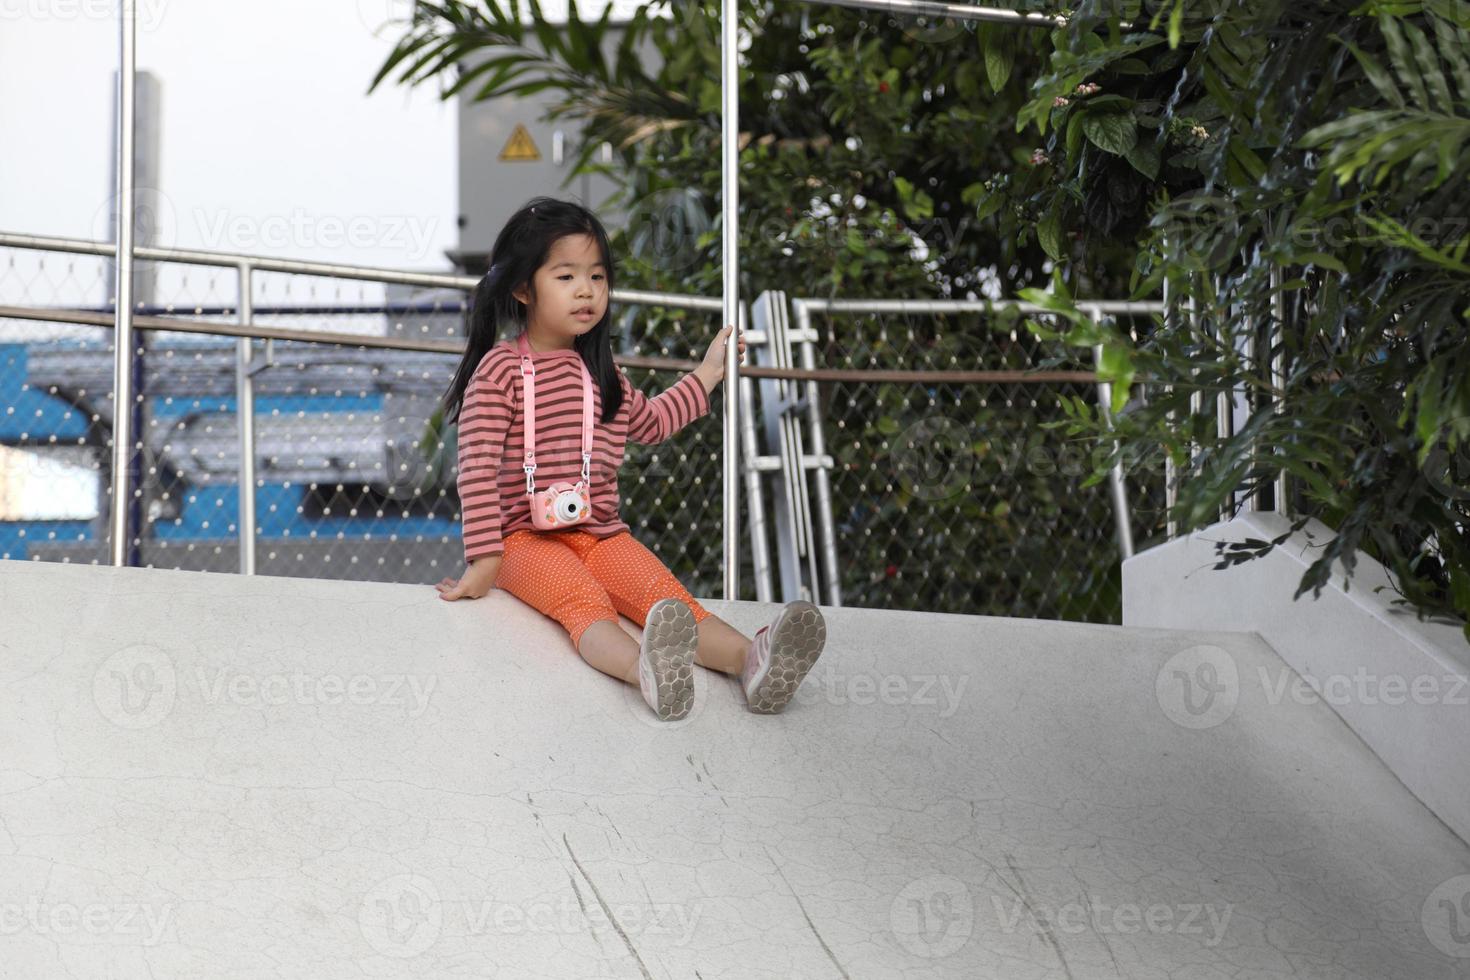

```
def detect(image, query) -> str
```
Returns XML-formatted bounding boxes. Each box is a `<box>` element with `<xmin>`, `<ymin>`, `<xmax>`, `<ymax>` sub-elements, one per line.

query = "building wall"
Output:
<box><xmin>454</xmin><ymin>20</ymin><xmax>665</xmax><ymax>272</ymax></box>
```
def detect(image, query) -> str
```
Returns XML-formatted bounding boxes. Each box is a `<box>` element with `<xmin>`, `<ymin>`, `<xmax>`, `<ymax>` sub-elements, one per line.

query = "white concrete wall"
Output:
<box><xmin>1124</xmin><ymin>510</ymin><xmax>1470</xmax><ymax>844</ymax></box>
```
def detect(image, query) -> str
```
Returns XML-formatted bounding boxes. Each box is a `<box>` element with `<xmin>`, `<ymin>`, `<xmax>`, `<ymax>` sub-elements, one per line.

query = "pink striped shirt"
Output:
<box><xmin>456</xmin><ymin>338</ymin><xmax>711</xmax><ymax>562</ymax></box>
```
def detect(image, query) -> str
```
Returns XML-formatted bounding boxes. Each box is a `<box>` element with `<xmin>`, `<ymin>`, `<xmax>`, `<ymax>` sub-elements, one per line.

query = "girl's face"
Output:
<box><xmin>511</xmin><ymin>233</ymin><xmax>609</xmax><ymax>347</ymax></box>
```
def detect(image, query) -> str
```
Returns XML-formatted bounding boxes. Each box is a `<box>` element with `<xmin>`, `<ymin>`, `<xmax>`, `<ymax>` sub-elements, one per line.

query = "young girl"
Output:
<box><xmin>434</xmin><ymin>197</ymin><xmax>827</xmax><ymax>721</ymax></box>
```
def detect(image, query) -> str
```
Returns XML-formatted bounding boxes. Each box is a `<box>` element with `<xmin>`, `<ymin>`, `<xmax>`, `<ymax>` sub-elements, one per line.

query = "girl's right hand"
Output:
<box><xmin>436</xmin><ymin>558</ymin><xmax>501</xmax><ymax>600</ymax></box>
<box><xmin>432</xmin><ymin>555</ymin><xmax>502</xmax><ymax>602</ymax></box>
<box><xmin>436</xmin><ymin>576</ymin><xmax>483</xmax><ymax>600</ymax></box>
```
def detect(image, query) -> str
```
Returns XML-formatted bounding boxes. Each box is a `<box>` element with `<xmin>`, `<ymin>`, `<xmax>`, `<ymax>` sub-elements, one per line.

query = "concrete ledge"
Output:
<box><xmin>5</xmin><ymin>557</ymin><xmax>1470</xmax><ymax>975</ymax></box>
<box><xmin>1124</xmin><ymin>510</ymin><xmax>1470</xmax><ymax>844</ymax></box>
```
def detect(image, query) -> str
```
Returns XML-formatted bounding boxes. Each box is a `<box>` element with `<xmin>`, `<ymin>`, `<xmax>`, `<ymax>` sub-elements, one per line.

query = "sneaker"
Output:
<box><xmin>742</xmin><ymin>600</ymin><xmax>826</xmax><ymax>714</ymax></box>
<box><xmin>637</xmin><ymin>598</ymin><xmax>698</xmax><ymax>721</ymax></box>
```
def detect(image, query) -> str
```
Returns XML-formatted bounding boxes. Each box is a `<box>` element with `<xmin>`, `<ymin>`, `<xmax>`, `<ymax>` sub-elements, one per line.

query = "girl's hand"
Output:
<box><xmin>436</xmin><ymin>575</ymin><xmax>484</xmax><ymax>600</ymax></box>
<box><xmin>695</xmin><ymin>324</ymin><xmax>746</xmax><ymax>390</ymax></box>
<box><xmin>436</xmin><ymin>557</ymin><xmax>500</xmax><ymax>600</ymax></box>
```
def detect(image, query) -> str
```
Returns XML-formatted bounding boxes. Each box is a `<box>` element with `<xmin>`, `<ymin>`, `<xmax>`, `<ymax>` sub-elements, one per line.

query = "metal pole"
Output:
<box><xmin>1088</xmin><ymin>311</ymin><xmax>1135</xmax><ymax>562</ymax></box>
<box><xmin>800</xmin><ymin>0</ymin><xmax>1067</xmax><ymax>26</ymax></box>
<box><xmin>794</xmin><ymin>301</ymin><xmax>844</xmax><ymax>604</ymax></box>
<box><xmin>1242</xmin><ymin>248</ymin><xmax>1266</xmax><ymax>513</ymax></box>
<box><xmin>236</xmin><ymin>263</ymin><xmax>257</xmax><ymax>575</ymax></box>
<box><xmin>109</xmin><ymin>0</ymin><xmax>137</xmax><ymax>567</ymax></box>
<box><xmin>738</xmin><ymin>369</ymin><xmax>776</xmax><ymax>602</ymax></box>
<box><xmin>1271</xmin><ymin>264</ymin><xmax>1289</xmax><ymax>514</ymax></box>
<box><xmin>721</xmin><ymin>0</ymin><xmax>741</xmax><ymax>602</ymax></box>
<box><xmin>1213</xmin><ymin>280</ymin><xmax>1234</xmax><ymax>521</ymax></box>
<box><xmin>1161</xmin><ymin>266</ymin><xmax>1177</xmax><ymax>539</ymax></box>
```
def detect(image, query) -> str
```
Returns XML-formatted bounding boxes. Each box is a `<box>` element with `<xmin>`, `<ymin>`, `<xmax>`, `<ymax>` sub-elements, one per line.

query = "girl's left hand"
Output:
<box><xmin>698</xmin><ymin>324</ymin><xmax>746</xmax><ymax>384</ymax></box>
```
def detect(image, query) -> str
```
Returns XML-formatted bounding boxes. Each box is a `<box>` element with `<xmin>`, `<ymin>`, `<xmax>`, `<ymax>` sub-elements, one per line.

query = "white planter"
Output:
<box><xmin>1124</xmin><ymin>510</ymin><xmax>1470</xmax><ymax>843</ymax></box>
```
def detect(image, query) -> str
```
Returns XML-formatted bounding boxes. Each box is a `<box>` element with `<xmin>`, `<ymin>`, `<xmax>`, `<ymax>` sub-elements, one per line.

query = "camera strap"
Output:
<box><xmin>516</xmin><ymin>331</ymin><xmax>595</xmax><ymax>496</ymax></box>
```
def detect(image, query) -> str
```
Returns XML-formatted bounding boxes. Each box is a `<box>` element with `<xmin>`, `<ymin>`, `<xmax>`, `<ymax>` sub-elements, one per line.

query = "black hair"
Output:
<box><xmin>441</xmin><ymin>196</ymin><xmax>623</xmax><ymax>427</ymax></box>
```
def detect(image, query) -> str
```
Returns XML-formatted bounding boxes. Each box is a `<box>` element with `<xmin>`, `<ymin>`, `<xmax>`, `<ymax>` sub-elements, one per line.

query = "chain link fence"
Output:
<box><xmin>2</xmin><ymin>235</ymin><xmax>1157</xmax><ymax>621</ymax></box>
<box><xmin>791</xmin><ymin>299</ymin><xmax>1167</xmax><ymax>622</ymax></box>
<box><xmin>0</xmin><ymin>236</ymin><xmax>753</xmax><ymax>597</ymax></box>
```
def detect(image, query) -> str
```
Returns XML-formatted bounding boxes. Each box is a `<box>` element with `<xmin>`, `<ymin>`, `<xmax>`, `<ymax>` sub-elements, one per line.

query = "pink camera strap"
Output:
<box><xmin>516</xmin><ymin>331</ymin><xmax>595</xmax><ymax>496</ymax></box>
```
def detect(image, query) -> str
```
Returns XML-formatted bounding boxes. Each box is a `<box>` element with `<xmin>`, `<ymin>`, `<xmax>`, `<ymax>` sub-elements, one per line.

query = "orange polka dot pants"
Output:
<box><xmin>496</xmin><ymin>528</ymin><xmax>712</xmax><ymax>648</ymax></box>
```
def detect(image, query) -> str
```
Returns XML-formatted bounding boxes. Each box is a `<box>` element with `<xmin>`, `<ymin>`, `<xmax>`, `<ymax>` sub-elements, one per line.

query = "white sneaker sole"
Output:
<box><xmin>639</xmin><ymin>599</ymin><xmax>697</xmax><ymax>722</ymax></box>
<box><xmin>745</xmin><ymin>600</ymin><xmax>826</xmax><ymax>714</ymax></box>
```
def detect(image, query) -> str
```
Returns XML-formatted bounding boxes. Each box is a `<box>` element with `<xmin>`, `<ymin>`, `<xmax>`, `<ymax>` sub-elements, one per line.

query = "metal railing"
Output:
<box><xmin>751</xmin><ymin>295</ymin><xmax>1165</xmax><ymax>620</ymax></box>
<box><xmin>3</xmin><ymin>231</ymin><xmax>1172</xmax><ymax>621</ymax></box>
<box><xmin>0</xmin><ymin>231</ymin><xmax>742</xmax><ymax>594</ymax></box>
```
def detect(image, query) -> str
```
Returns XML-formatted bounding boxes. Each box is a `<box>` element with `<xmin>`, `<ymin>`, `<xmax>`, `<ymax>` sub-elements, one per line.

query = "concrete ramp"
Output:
<box><xmin>2</xmin><ymin>560</ymin><xmax>1468</xmax><ymax>978</ymax></box>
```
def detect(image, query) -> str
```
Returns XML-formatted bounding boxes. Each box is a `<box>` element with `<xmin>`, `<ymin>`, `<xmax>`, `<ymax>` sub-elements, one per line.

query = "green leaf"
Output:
<box><xmin>1228</xmin><ymin>137</ymin><xmax>1267</xmax><ymax>182</ymax></box>
<box><xmin>1381</xmin><ymin>15</ymin><xmax>1431</xmax><ymax>109</ymax></box>
<box><xmin>980</xmin><ymin>24</ymin><xmax>1015</xmax><ymax>91</ymax></box>
<box><xmin>1402</xmin><ymin>17</ymin><xmax>1454</xmax><ymax>111</ymax></box>
<box><xmin>1295</xmin><ymin>252</ymin><xmax>1348</xmax><ymax>273</ymax></box>
<box><xmin>1125</xmin><ymin>138</ymin><xmax>1161</xmax><ymax>180</ymax></box>
<box><xmin>1413</xmin><ymin>363</ymin><xmax>1445</xmax><ymax>464</ymax></box>
<box><xmin>1450</xmin><ymin>565</ymin><xmax>1470</xmax><ymax>620</ymax></box>
<box><xmin>1082</xmin><ymin>111</ymin><xmax>1138</xmax><ymax>155</ymax></box>
<box><xmin>1098</xmin><ymin>344</ymin><xmax>1136</xmax><ymax>414</ymax></box>
<box><xmin>1343</xmin><ymin>38</ymin><xmax>1405</xmax><ymax>108</ymax></box>
<box><xmin>1361</xmin><ymin>213</ymin><xmax>1470</xmax><ymax>273</ymax></box>
<box><xmin>1038</xmin><ymin>207</ymin><xmax>1066</xmax><ymax>262</ymax></box>
<box><xmin>1432</xmin><ymin>15</ymin><xmax>1470</xmax><ymax>105</ymax></box>
<box><xmin>1067</xmin><ymin>111</ymin><xmax>1087</xmax><ymax>160</ymax></box>
<box><xmin>975</xmin><ymin>191</ymin><xmax>1005</xmax><ymax>222</ymax></box>
<box><xmin>1016</xmin><ymin>286</ymin><xmax>1069</xmax><ymax>311</ymax></box>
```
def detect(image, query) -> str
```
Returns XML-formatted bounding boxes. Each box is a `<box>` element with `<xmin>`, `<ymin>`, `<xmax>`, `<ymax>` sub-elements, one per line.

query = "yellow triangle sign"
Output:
<box><xmin>499</xmin><ymin>123</ymin><xmax>541</xmax><ymax>162</ymax></box>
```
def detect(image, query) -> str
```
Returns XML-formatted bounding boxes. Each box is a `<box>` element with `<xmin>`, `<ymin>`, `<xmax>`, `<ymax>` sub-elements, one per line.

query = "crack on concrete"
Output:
<box><xmin>1076</xmin><ymin>880</ymin><xmax>1121</xmax><ymax>977</ymax></box>
<box><xmin>563</xmin><ymin>833</ymin><xmax>654</xmax><ymax>980</ymax></box>
<box><xmin>1007</xmin><ymin>853</ymin><xmax>1074</xmax><ymax>980</ymax></box>
<box><xmin>770</xmin><ymin>849</ymin><xmax>850</xmax><ymax>979</ymax></box>
<box><xmin>567</xmin><ymin>872</ymin><xmax>606</xmax><ymax>950</ymax></box>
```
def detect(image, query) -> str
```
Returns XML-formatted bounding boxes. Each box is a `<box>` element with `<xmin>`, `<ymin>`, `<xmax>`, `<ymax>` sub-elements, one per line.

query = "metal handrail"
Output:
<box><xmin>798</xmin><ymin>298</ymin><xmax>1165</xmax><ymax>315</ymax></box>
<box><xmin>4</xmin><ymin>228</ymin><xmax>1168</xmax><ymax>596</ymax></box>
<box><xmin>800</xmin><ymin>0</ymin><xmax>1068</xmax><ymax>27</ymax></box>
<box><xmin>0</xmin><ymin>302</ymin><xmax>733</xmax><ymax>375</ymax></box>
<box><xmin>1</xmin><ymin>229</ymin><xmax>739</xmax><ymax>579</ymax></box>
<box><xmin>0</xmin><ymin>231</ymin><xmax>729</xmax><ymax>309</ymax></box>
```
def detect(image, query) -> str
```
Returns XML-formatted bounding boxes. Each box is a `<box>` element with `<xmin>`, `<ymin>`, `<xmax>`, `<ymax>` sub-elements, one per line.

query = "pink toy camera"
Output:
<box><xmin>532</xmin><ymin>480</ymin><xmax>592</xmax><ymax>530</ymax></box>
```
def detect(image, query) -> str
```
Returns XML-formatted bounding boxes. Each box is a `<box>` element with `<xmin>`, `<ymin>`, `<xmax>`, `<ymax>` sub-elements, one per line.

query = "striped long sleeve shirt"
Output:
<box><xmin>455</xmin><ymin>338</ymin><xmax>711</xmax><ymax>562</ymax></box>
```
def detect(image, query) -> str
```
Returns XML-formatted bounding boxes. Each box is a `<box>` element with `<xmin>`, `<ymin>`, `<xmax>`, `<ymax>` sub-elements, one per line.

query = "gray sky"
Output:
<box><xmin>0</xmin><ymin>0</ymin><xmax>657</xmax><ymax>277</ymax></box>
<box><xmin>1</xmin><ymin>1</ymin><xmax>459</xmax><ymax>273</ymax></box>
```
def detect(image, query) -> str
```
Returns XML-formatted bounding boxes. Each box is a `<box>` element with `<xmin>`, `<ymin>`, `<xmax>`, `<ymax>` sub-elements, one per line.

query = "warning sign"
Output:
<box><xmin>499</xmin><ymin>124</ymin><xmax>541</xmax><ymax>162</ymax></box>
